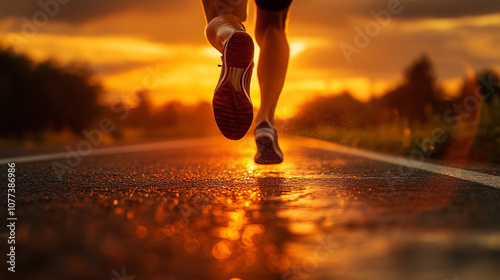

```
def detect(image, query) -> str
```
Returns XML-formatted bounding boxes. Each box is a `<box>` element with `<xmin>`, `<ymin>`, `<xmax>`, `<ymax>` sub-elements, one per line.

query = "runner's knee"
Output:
<box><xmin>203</xmin><ymin>0</ymin><xmax>248</xmax><ymax>23</ymax></box>
<box><xmin>255</xmin><ymin>9</ymin><xmax>288</xmax><ymax>45</ymax></box>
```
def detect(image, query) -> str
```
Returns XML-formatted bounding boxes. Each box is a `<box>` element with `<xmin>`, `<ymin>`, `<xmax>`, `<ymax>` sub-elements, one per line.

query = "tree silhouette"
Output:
<box><xmin>380</xmin><ymin>54</ymin><xmax>439</xmax><ymax>123</ymax></box>
<box><xmin>127</xmin><ymin>89</ymin><xmax>153</xmax><ymax>128</ymax></box>
<box><xmin>36</xmin><ymin>60</ymin><xmax>103</xmax><ymax>133</ymax></box>
<box><xmin>476</xmin><ymin>68</ymin><xmax>500</xmax><ymax>102</ymax></box>
<box><xmin>0</xmin><ymin>46</ymin><xmax>103</xmax><ymax>138</ymax></box>
<box><xmin>0</xmin><ymin>46</ymin><xmax>38</xmax><ymax>137</ymax></box>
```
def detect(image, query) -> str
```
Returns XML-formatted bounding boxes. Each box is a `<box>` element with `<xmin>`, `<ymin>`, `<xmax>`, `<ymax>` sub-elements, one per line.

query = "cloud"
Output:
<box><xmin>394</xmin><ymin>0</ymin><xmax>500</xmax><ymax>19</ymax></box>
<box><xmin>0</xmin><ymin>0</ymin><xmax>195</xmax><ymax>24</ymax></box>
<box><xmin>289</xmin><ymin>0</ymin><xmax>500</xmax><ymax>34</ymax></box>
<box><xmin>4</xmin><ymin>0</ymin><xmax>499</xmax><ymax>47</ymax></box>
<box><xmin>0</xmin><ymin>0</ymin><xmax>208</xmax><ymax>45</ymax></box>
<box><xmin>3</xmin><ymin>0</ymin><xmax>499</xmax><ymax>29</ymax></box>
<box><xmin>291</xmin><ymin>16</ymin><xmax>500</xmax><ymax>81</ymax></box>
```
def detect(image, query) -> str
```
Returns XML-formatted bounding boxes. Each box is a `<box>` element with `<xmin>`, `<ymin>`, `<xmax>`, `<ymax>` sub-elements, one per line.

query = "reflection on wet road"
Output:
<box><xmin>1</xmin><ymin>136</ymin><xmax>500</xmax><ymax>280</ymax></box>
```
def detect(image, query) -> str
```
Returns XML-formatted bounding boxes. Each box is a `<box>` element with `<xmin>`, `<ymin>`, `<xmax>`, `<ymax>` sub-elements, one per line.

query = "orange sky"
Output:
<box><xmin>1</xmin><ymin>0</ymin><xmax>500</xmax><ymax>118</ymax></box>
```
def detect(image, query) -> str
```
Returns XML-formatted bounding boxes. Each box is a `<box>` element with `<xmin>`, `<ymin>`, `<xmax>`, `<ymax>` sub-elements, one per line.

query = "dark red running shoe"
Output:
<box><xmin>212</xmin><ymin>30</ymin><xmax>254</xmax><ymax>140</ymax></box>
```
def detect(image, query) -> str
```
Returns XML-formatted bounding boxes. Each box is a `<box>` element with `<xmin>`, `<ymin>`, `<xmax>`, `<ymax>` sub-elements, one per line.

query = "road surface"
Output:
<box><xmin>1</xmin><ymin>136</ymin><xmax>500</xmax><ymax>280</ymax></box>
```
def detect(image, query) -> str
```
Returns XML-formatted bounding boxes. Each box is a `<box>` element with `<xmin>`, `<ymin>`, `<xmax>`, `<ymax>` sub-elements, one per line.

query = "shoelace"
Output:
<box><xmin>218</xmin><ymin>56</ymin><xmax>223</xmax><ymax>67</ymax></box>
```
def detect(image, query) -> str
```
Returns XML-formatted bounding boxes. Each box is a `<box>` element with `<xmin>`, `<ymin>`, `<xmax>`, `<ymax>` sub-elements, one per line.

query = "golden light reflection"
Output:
<box><xmin>220</xmin><ymin>227</ymin><xmax>241</xmax><ymax>241</ymax></box>
<box><xmin>160</xmin><ymin>224</ymin><xmax>175</xmax><ymax>237</ymax></box>
<box><xmin>126</xmin><ymin>211</ymin><xmax>135</xmax><ymax>220</ymax></box>
<box><xmin>228</xmin><ymin>210</ymin><xmax>246</xmax><ymax>230</ymax></box>
<box><xmin>75</xmin><ymin>144</ymin><xmax>303</xmax><ymax>278</ymax></box>
<box><xmin>264</xmin><ymin>244</ymin><xmax>290</xmax><ymax>272</ymax></box>
<box><xmin>184</xmin><ymin>238</ymin><xmax>201</xmax><ymax>254</ymax></box>
<box><xmin>289</xmin><ymin>222</ymin><xmax>316</xmax><ymax>235</ymax></box>
<box><xmin>113</xmin><ymin>207</ymin><xmax>124</xmax><ymax>215</ymax></box>
<box><xmin>212</xmin><ymin>241</ymin><xmax>232</xmax><ymax>259</ymax></box>
<box><xmin>242</xmin><ymin>224</ymin><xmax>265</xmax><ymax>246</ymax></box>
<box><xmin>136</xmin><ymin>225</ymin><xmax>149</xmax><ymax>239</ymax></box>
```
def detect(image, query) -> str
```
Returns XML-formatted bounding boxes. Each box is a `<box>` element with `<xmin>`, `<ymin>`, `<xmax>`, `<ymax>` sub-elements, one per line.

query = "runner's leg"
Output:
<box><xmin>254</xmin><ymin>5</ymin><xmax>291</xmax><ymax>125</ymax></box>
<box><xmin>253</xmin><ymin>1</ymin><xmax>292</xmax><ymax>164</ymax></box>
<box><xmin>202</xmin><ymin>0</ymin><xmax>255</xmax><ymax>140</ymax></box>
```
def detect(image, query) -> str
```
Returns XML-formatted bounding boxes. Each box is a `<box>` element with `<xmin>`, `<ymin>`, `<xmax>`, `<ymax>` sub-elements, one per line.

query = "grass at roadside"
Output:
<box><xmin>284</xmin><ymin>102</ymin><xmax>500</xmax><ymax>164</ymax></box>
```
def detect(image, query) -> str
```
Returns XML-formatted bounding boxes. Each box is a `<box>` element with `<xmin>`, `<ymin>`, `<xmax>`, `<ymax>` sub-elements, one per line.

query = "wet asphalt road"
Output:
<box><xmin>1</xmin><ymin>136</ymin><xmax>500</xmax><ymax>280</ymax></box>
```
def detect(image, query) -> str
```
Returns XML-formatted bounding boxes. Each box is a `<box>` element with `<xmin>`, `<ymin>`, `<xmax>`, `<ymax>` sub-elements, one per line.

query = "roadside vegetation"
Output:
<box><xmin>284</xmin><ymin>56</ymin><xmax>500</xmax><ymax>162</ymax></box>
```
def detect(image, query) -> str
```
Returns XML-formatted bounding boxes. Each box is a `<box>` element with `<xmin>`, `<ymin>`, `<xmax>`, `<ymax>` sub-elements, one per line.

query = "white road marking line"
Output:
<box><xmin>297</xmin><ymin>137</ymin><xmax>500</xmax><ymax>189</ymax></box>
<box><xmin>0</xmin><ymin>137</ymin><xmax>222</xmax><ymax>165</ymax></box>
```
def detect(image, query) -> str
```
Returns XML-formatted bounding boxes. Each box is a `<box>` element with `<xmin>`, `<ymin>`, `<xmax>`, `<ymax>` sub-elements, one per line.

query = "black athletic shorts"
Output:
<box><xmin>255</xmin><ymin>0</ymin><xmax>293</xmax><ymax>11</ymax></box>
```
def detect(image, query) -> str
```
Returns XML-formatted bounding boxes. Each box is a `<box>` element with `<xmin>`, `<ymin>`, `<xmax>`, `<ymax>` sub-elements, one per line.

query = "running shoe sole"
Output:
<box><xmin>213</xmin><ymin>31</ymin><xmax>254</xmax><ymax>140</ymax></box>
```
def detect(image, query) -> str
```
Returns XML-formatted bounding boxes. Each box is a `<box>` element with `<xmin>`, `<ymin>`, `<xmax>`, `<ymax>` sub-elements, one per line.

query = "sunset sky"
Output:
<box><xmin>1</xmin><ymin>0</ymin><xmax>500</xmax><ymax>118</ymax></box>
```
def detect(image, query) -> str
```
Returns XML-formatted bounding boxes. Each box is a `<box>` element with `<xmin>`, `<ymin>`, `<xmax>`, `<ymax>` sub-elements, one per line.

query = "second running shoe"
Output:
<box><xmin>254</xmin><ymin>121</ymin><xmax>283</xmax><ymax>164</ymax></box>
